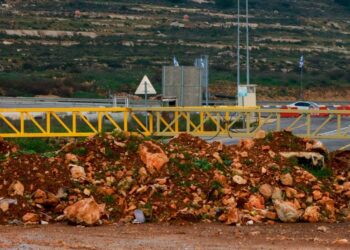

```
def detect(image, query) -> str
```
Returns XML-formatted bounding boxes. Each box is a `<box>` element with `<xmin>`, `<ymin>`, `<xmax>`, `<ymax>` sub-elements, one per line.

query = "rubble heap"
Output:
<box><xmin>0</xmin><ymin>131</ymin><xmax>349</xmax><ymax>226</ymax></box>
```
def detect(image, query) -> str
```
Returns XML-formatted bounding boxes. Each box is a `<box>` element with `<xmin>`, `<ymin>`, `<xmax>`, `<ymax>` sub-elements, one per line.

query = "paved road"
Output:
<box><xmin>0</xmin><ymin>223</ymin><xmax>349</xmax><ymax>250</ymax></box>
<box><xmin>0</xmin><ymin>97</ymin><xmax>349</xmax><ymax>108</ymax></box>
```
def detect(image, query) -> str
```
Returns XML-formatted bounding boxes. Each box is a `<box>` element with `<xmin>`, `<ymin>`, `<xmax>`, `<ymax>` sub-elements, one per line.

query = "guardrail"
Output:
<box><xmin>2</xmin><ymin>97</ymin><xmax>350</xmax><ymax>108</ymax></box>
<box><xmin>1</xmin><ymin>107</ymin><xmax>350</xmax><ymax>148</ymax></box>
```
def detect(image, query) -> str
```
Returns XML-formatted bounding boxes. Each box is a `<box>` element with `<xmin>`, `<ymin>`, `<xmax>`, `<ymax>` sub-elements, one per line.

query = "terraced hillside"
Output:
<box><xmin>0</xmin><ymin>0</ymin><xmax>349</xmax><ymax>99</ymax></box>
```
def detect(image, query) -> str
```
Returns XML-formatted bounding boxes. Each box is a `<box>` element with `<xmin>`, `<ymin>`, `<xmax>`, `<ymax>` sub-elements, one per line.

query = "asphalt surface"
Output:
<box><xmin>1</xmin><ymin>223</ymin><xmax>349</xmax><ymax>250</ymax></box>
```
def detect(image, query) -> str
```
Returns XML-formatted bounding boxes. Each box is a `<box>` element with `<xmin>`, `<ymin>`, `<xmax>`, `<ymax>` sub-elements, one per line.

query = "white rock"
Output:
<box><xmin>274</xmin><ymin>200</ymin><xmax>299</xmax><ymax>222</ymax></box>
<box><xmin>232</xmin><ymin>175</ymin><xmax>247</xmax><ymax>185</ymax></box>
<box><xmin>69</xmin><ymin>164</ymin><xmax>86</xmax><ymax>180</ymax></box>
<box><xmin>272</xmin><ymin>187</ymin><xmax>283</xmax><ymax>200</ymax></box>
<box><xmin>317</xmin><ymin>226</ymin><xmax>328</xmax><ymax>232</ymax></box>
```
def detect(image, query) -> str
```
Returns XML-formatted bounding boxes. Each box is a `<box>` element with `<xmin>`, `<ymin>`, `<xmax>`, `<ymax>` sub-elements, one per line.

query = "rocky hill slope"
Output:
<box><xmin>0</xmin><ymin>0</ymin><xmax>349</xmax><ymax>99</ymax></box>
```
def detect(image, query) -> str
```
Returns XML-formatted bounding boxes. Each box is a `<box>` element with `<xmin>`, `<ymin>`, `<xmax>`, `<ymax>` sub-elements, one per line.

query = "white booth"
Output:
<box><xmin>237</xmin><ymin>85</ymin><xmax>257</xmax><ymax>107</ymax></box>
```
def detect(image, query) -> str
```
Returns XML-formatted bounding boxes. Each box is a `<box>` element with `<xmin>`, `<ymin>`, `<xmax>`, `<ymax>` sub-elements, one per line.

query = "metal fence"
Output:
<box><xmin>1</xmin><ymin>107</ymin><xmax>350</xmax><ymax>150</ymax></box>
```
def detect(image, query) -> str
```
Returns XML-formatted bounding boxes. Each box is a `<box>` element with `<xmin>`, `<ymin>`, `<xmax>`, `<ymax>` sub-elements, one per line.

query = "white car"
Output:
<box><xmin>287</xmin><ymin>101</ymin><xmax>321</xmax><ymax>110</ymax></box>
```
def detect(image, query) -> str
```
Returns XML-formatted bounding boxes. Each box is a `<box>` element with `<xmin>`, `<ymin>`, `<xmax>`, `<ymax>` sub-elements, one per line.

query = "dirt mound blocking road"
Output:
<box><xmin>0</xmin><ymin>131</ymin><xmax>349</xmax><ymax>225</ymax></box>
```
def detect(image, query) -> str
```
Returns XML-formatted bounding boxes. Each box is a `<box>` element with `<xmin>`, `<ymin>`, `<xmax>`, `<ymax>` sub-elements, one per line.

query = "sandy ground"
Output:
<box><xmin>0</xmin><ymin>223</ymin><xmax>349</xmax><ymax>249</ymax></box>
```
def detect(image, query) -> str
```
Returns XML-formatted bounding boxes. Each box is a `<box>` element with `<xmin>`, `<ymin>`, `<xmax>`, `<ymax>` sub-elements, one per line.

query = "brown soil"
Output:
<box><xmin>0</xmin><ymin>131</ymin><xmax>349</xmax><ymax>226</ymax></box>
<box><xmin>0</xmin><ymin>223</ymin><xmax>349</xmax><ymax>249</ymax></box>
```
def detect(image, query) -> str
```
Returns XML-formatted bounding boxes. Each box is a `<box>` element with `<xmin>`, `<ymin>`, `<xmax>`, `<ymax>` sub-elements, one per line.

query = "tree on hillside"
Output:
<box><xmin>168</xmin><ymin>0</ymin><xmax>187</xmax><ymax>3</ymax></box>
<box><xmin>215</xmin><ymin>0</ymin><xmax>235</xmax><ymax>8</ymax></box>
<box><xmin>335</xmin><ymin>0</ymin><xmax>350</xmax><ymax>8</ymax></box>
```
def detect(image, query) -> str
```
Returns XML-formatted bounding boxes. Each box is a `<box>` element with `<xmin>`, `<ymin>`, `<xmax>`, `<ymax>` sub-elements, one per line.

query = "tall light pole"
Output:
<box><xmin>245</xmin><ymin>0</ymin><xmax>250</xmax><ymax>85</ymax></box>
<box><xmin>236</xmin><ymin>0</ymin><xmax>240</xmax><ymax>104</ymax></box>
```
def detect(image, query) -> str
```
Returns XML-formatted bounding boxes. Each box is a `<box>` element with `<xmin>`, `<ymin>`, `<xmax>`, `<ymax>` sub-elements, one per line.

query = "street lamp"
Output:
<box><xmin>246</xmin><ymin>0</ymin><xmax>250</xmax><ymax>85</ymax></box>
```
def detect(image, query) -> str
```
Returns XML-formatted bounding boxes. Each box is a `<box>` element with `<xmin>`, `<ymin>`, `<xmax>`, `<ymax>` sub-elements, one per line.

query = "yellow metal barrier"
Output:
<box><xmin>1</xmin><ymin>107</ymin><xmax>350</xmax><ymax>143</ymax></box>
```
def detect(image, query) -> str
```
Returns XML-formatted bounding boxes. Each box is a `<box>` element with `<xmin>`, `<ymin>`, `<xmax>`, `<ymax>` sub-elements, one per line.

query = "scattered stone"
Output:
<box><xmin>232</xmin><ymin>175</ymin><xmax>247</xmax><ymax>185</ymax></box>
<box><xmin>8</xmin><ymin>181</ymin><xmax>24</xmax><ymax>196</ymax></box>
<box><xmin>56</xmin><ymin>188</ymin><xmax>67</xmax><ymax>199</ymax></box>
<box><xmin>64</xmin><ymin>198</ymin><xmax>105</xmax><ymax>225</ymax></box>
<box><xmin>239</xmin><ymin>139</ymin><xmax>255</xmax><ymax>150</ymax></box>
<box><xmin>33</xmin><ymin>189</ymin><xmax>47</xmax><ymax>204</ymax></box>
<box><xmin>212</xmin><ymin>152</ymin><xmax>223</xmax><ymax>164</ymax></box>
<box><xmin>83</xmin><ymin>188</ymin><xmax>91</xmax><ymax>196</ymax></box>
<box><xmin>285</xmin><ymin>187</ymin><xmax>298</xmax><ymax>198</ymax></box>
<box><xmin>332</xmin><ymin>239</ymin><xmax>349</xmax><ymax>245</ymax></box>
<box><xmin>303</xmin><ymin>206</ymin><xmax>320</xmax><ymax>223</ymax></box>
<box><xmin>0</xmin><ymin>201</ymin><xmax>9</xmax><ymax>212</ymax></box>
<box><xmin>254</xmin><ymin>130</ymin><xmax>266</xmax><ymax>139</ymax></box>
<box><xmin>46</xmin><ymin>192</ymin><xmax>60</xmax><ymax>206</ymax></box>
<box><xmin>306</xmin><ymin>140</ymin><xmax>326</xmax><ymax>152</ymax></box>
<box><xmin>317</xmin><ymin>226</ymin><xmax>328</xmax><ymax>232</ymax></box>
<box><xmin>70</xmin><ymin>164</ymin><xmax>86</xmax><ymax>180</ymax></box>
<box><xmin>246</xmin><ymin>220</ymin><xmax>254</xmax><ymax>225</ymax></box>
<box><xmin>34</xmin><ymin>189</ymin><xmax>59</xmax><ymax>206</ymax></box>
<box><xmin>265</xmin><ymin>211</ymin><xmax>277</xmax><ymax>220</ymax></box>
<box><xmin>259</xmin><ymin>184</ymin><xmax>273</xmax><ymax>199</ymax></box>
<box><xmin>274</xmin><ymin>200</ymin><xmax>299</xmax><ymax>222</ymax></box>
<box><xmin>22</xmin><ymin>213</ymin><xmax>40</xmax><ymax>224</ymax></box>
<box><xmin>245</xmin><ymin>195</ymin><xmax>265</xmax><ymax>210</ymax></box>
<box><xmin>226</xmin><ymin>206</ymin><xmax>240</xmax><ymax>225</ymax></box>
<box><xmin>279</xmin><ymin>152</ymin><xmax>325</xmax><ymax>167</ymax></box>
<box><xmin>240</xmin><ymin>151</ymin><xmax>248</xmax><ymax>158</ymax></box>
<box><xmin>271</xmin><ymin>187</ymin><xmax>283</xmax><ymax>201</ymax></box>
<box><xmin>312</xmin><ymin>190</ymin><xmax>323</xmax><ymax>201</ymax></box>
<box><xmin>139</xmin><ymin>141</ymin><xmax>169</xmax><ymax>172</ymax></box>
<box><xmin>280</xmin><ymin>173</ymin><xmax>293</xmax><ymax>186</ymax></box>
<box><xmin>268</xmin><ymin>150</ymin><xmax>276</xmax><ymax>158</ymax></box>
<box><xmin>65</xmin><ymin>153</ymin><xmax>78</xmax><ymax>163</ymax></box>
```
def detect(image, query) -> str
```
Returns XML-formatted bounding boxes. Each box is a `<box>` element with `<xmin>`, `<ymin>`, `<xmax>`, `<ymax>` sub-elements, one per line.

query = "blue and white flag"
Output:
<box><xmin>200</xmin><ymin>58</ymin><xmax>205</xmax><ymax>68</ymax></box>
<box><xmin>173</xmin><ymin>56</ymin><xmax>180</xmax><ymax>67</ymax></box>
<box><xmin>299</xmin><ymin>55</ymin><xmax>304</xmax><ymax>69</ymax></box>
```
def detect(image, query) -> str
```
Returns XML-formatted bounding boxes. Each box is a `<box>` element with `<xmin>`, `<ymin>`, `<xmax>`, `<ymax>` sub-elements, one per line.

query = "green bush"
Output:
<box><xmin>11</xmin><ymin>138</ymin><xmax>58</xmax><ymax>154</ymax></box>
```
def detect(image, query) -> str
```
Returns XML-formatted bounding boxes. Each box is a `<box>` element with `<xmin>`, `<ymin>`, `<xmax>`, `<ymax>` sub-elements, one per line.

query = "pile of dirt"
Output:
<box><xmin>0</xmin><ymin>131</ymin><xmax>349</xmax><ymax>226</ymax></box>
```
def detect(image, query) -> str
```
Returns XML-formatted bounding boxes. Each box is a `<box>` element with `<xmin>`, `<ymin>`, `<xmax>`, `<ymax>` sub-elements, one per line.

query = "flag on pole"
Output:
<box><xmin>173</xmin><ymin>56</ymin><xmax>179</xmax><ymax>67</ymax></box>
<box><xmin>200</xmin><ymin>58</ymin><xmax>205</xmax><ymax>68</ymax></box>
<box><xmin>299</xmin><ymin>55</ymin><xmax>304</xmax><ymax>69</ymax></box>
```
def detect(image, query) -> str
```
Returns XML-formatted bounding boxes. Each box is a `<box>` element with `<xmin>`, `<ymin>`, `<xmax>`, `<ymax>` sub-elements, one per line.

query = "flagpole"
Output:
<box><xmin>237</xmin><ymin>0</ymin><xmax>240</xmax><ymax>105</ymax></box>
<box><xmin>300</xmin><ymin>66</ymin><xmax>303</xmax><ymax>100</ymax></box>
<box><xmin>299</xmin><ymin>55</ymin><xmax>304</xmax><ymax>100</ymax></box>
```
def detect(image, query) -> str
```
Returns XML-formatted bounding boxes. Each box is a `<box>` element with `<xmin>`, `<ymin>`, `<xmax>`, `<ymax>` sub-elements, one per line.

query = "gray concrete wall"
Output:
<box><xmin>163</xmin><ymin>66</ymin><xmax>202</xmax><ymax>106</ymax></box>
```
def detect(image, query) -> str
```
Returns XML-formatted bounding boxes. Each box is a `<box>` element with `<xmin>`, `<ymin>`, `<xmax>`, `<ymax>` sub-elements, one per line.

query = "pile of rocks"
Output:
<box><xmin>0</xmin><ymin>131</ymin><xmax>349</xmax><ymax>226</ymax></box>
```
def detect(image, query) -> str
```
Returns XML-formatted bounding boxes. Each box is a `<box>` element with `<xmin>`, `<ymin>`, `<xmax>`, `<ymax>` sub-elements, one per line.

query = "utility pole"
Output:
<box><xmin>237</xmin><ymin>0</ymin><xmax>240</xmax><ymax>104</ymax></box>
<box><xmin>245</xmin><ymin>0</ymin><xmax>250</xmax><ymax>85</ymax></box>
<box><xmin>144</xmin><ymin>80</ymin><xmax>148</xmax><ymax>129</ymax></box>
